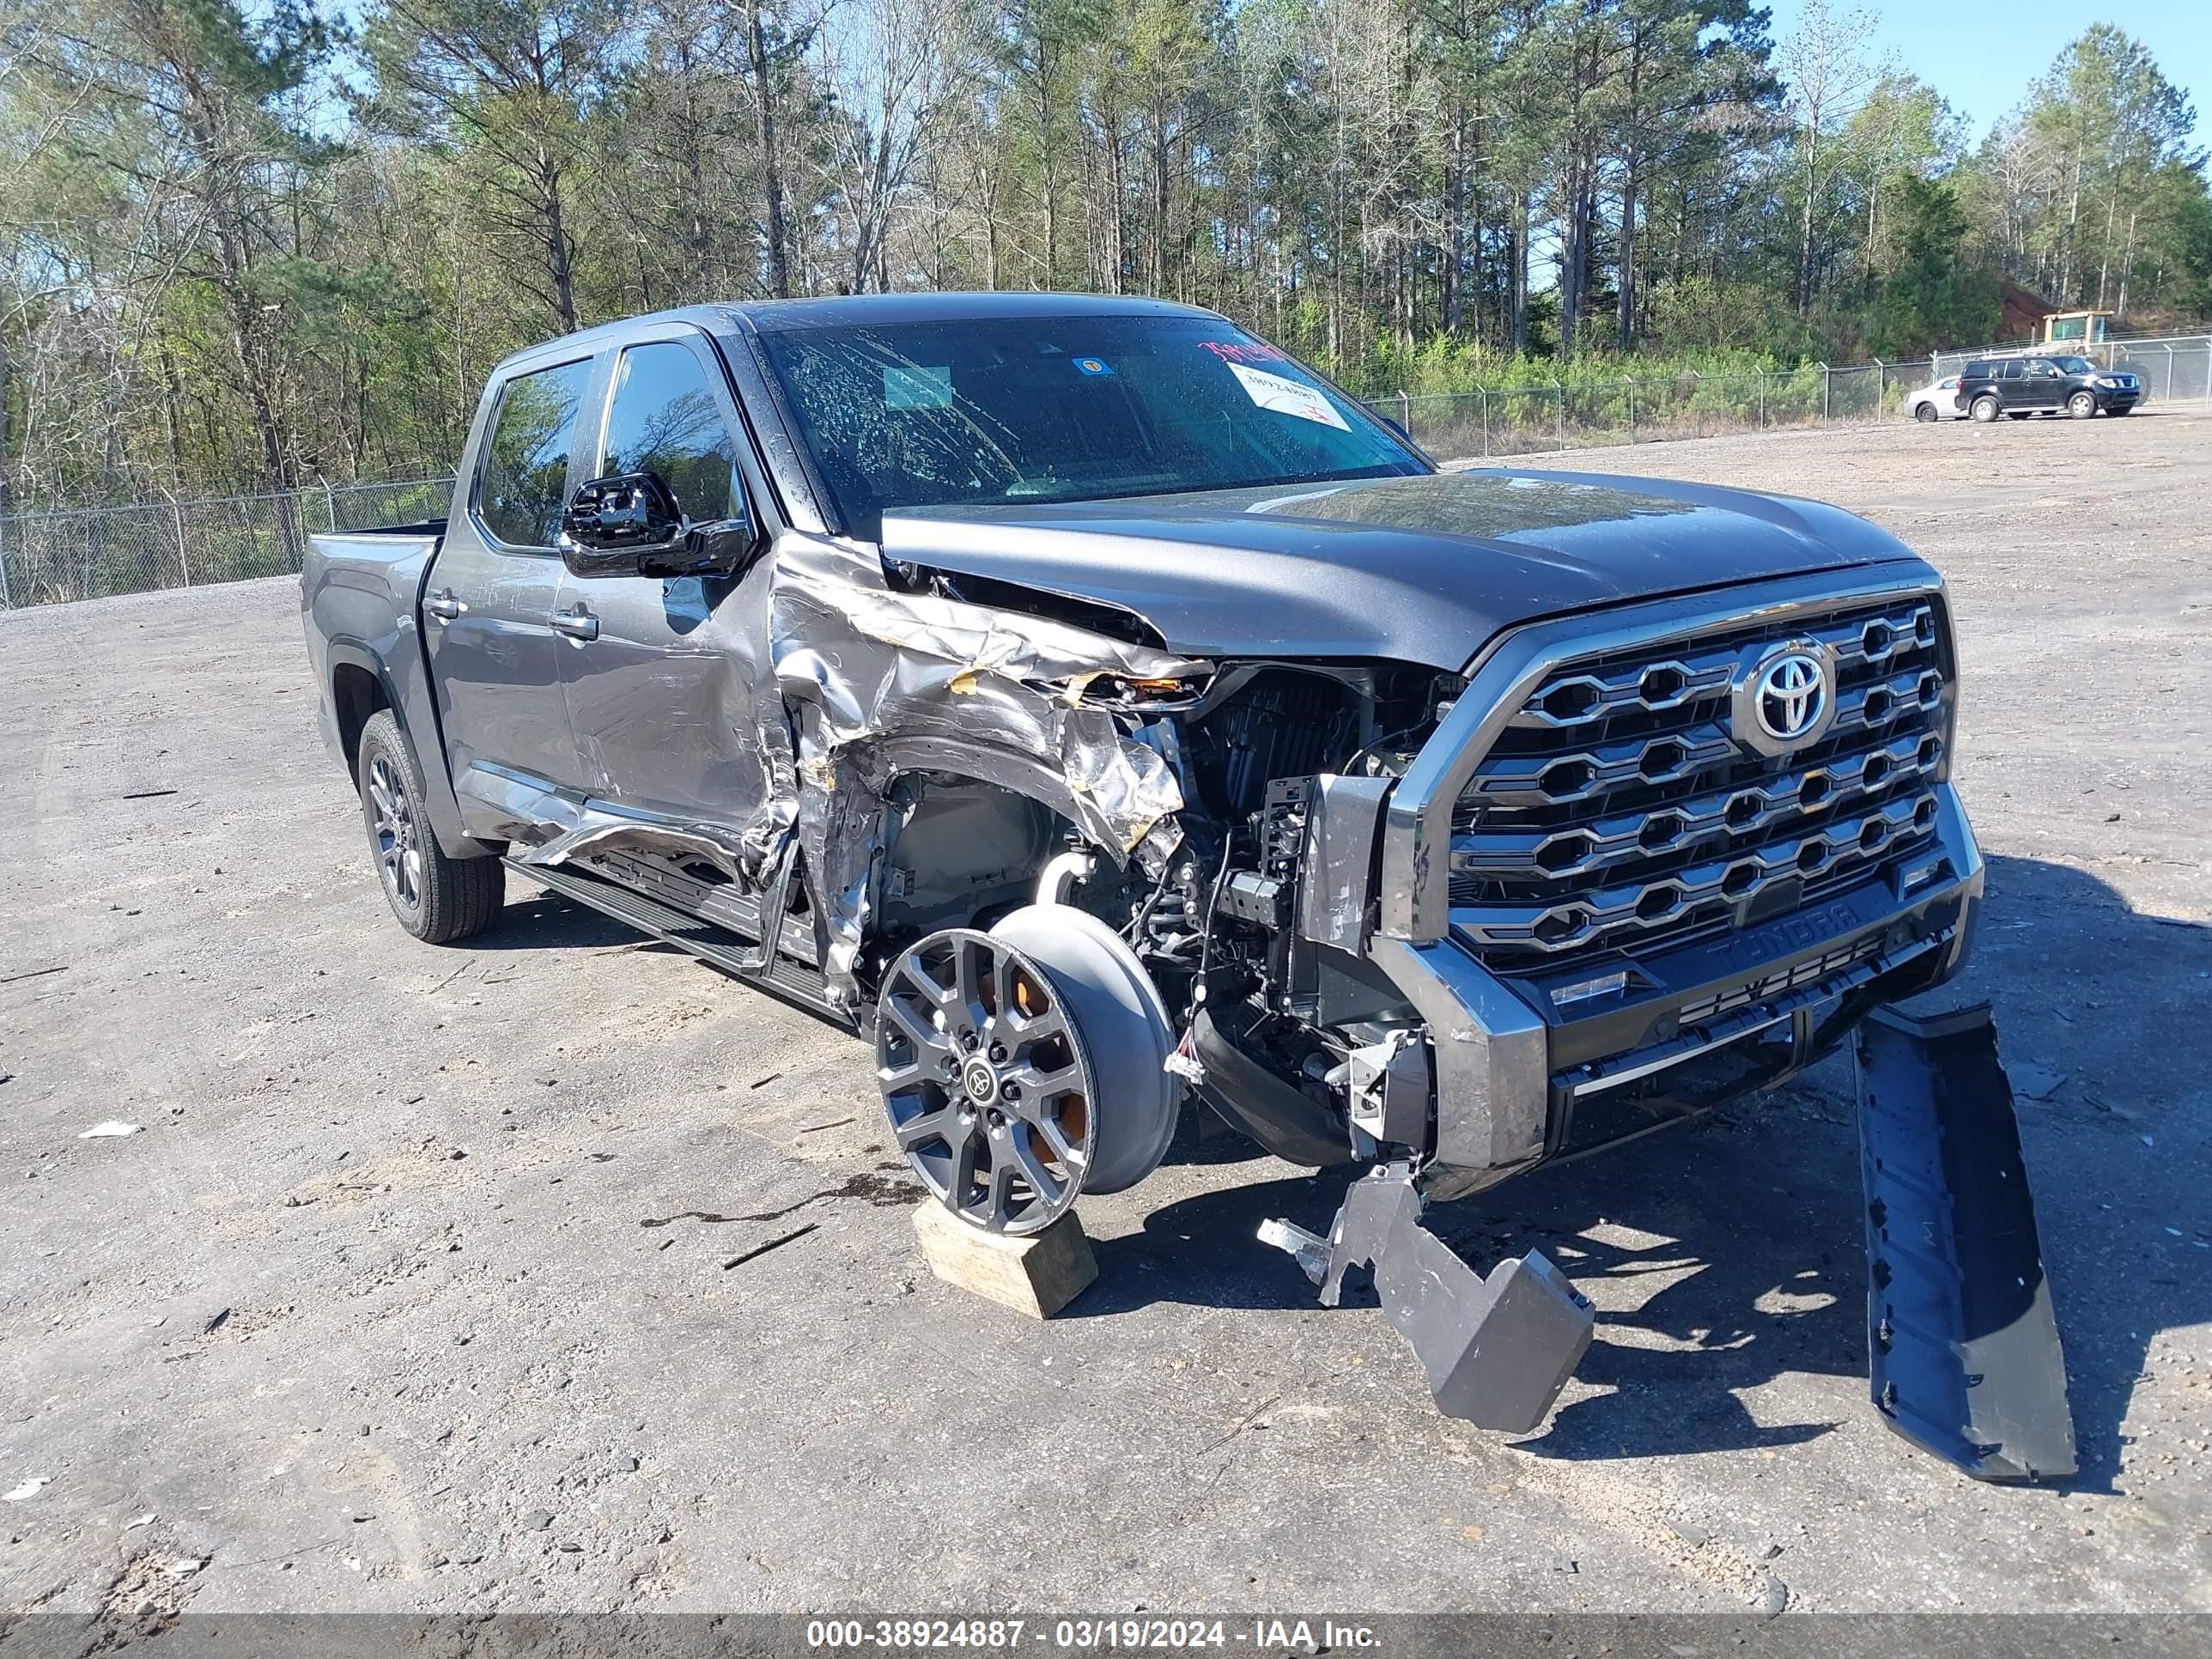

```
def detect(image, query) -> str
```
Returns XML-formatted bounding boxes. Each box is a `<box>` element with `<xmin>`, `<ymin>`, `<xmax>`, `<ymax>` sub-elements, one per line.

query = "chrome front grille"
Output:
<box><xmin>1448</xmin><ymin>591</ymin><xmax>1952</xmax><ymax>971</ymax></box>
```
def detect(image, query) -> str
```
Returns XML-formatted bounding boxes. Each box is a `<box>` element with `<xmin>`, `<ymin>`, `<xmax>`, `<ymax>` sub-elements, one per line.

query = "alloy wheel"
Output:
<box><xmin>367</xmin><ymin>751</ymin><xmax>422</xmax><ymax>913</ymax></box>
<box><xmin>876</xmin><ymin>930</ymin><xmax>1097</xmax><ymax>1234</ymax></box>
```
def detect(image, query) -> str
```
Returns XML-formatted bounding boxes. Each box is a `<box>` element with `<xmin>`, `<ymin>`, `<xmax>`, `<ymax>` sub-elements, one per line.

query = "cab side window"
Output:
<box><xmin>478</xmin><ymin>358</ymin><xmax>595</xmax><ymax>550</ymax></box>
<box><xmin>599</xmin><ymin>342</ymin><xmax>741</xmax><ymax>524</ymax></box>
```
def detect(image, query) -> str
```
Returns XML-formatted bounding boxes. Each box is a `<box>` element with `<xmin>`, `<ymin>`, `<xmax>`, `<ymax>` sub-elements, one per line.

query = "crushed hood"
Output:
<box><xmin>879</xmin><ymin>469</ymin><xmax>1925</xmax><ymax>672</ymax></box>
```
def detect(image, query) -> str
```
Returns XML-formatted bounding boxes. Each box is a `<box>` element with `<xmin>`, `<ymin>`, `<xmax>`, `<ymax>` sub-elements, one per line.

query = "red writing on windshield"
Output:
<box><xmin>1198</xmin><ymin>340</ymin><xmax>1290</xmax><ymax>366</ymax></box>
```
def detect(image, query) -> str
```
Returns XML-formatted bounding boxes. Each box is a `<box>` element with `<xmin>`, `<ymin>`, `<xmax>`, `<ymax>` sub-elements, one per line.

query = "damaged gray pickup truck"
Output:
<box><xmin>303</xmin><ymin>294</ymin><xmax>2074</xmax><ymax>1481</ymax></box>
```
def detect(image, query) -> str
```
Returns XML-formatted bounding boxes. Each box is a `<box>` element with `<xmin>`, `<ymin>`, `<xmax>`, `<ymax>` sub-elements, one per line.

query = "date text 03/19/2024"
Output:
<box><xmin>803</xmin><ymin>1620</ymin><xmax>1381</xmax><ymax>1651</ymax></box>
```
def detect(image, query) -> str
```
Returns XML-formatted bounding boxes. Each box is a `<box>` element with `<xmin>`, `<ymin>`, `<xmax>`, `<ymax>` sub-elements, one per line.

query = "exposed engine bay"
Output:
<box><xmin>858</xmin><ymin>580</ymin><xmax>1466</xmax><ymax>1186</ymax></box>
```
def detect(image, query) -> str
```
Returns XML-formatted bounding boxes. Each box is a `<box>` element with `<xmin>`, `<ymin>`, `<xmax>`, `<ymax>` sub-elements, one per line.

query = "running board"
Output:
<box><xmin>1855</xmin><ymin>1004</ymin><xmax>2076</xmax><ymax>1482</ymax></box>
<box><xmin>512</xmin><ymin>858</ymin><xmax>846</xmax><ymax>1023</ymax></box>
<box><xmin>1261</xmin><ymin>1164</ymin><xmax>1595</xmax><ymax>1433</ymax></box>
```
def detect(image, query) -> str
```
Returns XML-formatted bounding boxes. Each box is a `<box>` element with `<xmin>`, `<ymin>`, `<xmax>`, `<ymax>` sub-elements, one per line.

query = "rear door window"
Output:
<box><xmin>477</xmin><ymin>359</ymin><xmax>595</xmax><ymax>550</ymax></box>
<box><xmin>597</xmin><ymin>341</ymin><xmax>742</xmax><ymax>524</ymax></box>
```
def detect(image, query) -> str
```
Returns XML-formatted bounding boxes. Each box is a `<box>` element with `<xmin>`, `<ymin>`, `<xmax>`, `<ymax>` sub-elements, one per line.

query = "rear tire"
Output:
<box><xmin>2006</xmin><ymin>412</ymin><xmax>2030</xmax><ymax>421</ymax></box>
<box><xmin>1970</xmin><ymin>395</ymin><xmax>2001</xmax><ymax>423</ymax></box>
<box><xmin>357</xmin><ymin>709</ymin><xmax>505</xmax><ymax>944</ymax></box>
<box><xmin>1914</xmin><ymin>404</ymin><xmax>1938</xmax><ymax>423</ymax></box>
<box><xmin>2068</xmin><ymin>391</ymin><xmax>2097</xmax><ymax>419</ymax></box>
<box><xmin>2110</xmin><ymin>404</ymin><xmax>2132</xmax><ymax>416</ymax></box>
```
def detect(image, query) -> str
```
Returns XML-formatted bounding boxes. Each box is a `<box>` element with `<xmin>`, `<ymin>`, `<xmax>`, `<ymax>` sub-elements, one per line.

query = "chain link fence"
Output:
<box><xmin>7</xmin><ymin>339</ymin><xmax>2210</xmax><ymax>611</ymax></box>
<box><xmin>1363</xmin><ymin>341</ymin><xmax>2212</xmax><ymax>461</ymax></box>
<box><xmin>1362</xmin><ymin>359</ymin><xmax>1945</xmax><ymax>461</ymax></box>
<box><xmin>0</xmin><ymin>476</ymin><xmax>453</xmax><ymax>610</ymax></box>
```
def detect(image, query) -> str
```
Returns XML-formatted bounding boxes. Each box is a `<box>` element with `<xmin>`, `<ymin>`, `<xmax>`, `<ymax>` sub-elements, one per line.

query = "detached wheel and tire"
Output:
<box><xmin>2068</xmin><ymin>390</ymin><xmax>2098</xmax><ymax>419</ymax></box>
<box><xmin>1970</xmin><ymin>395</ymin><xmax>2002</xmax><ymax>423</ymax></box>
<box><xmin>875</xmin><ymin>908</ymin><xmax>1178</xmax><ymax>1235</ymax></box>
<box><xmin>357</xmin><ymin>709</ymin><xmax>505</xmax><ymax>943</ymax></box>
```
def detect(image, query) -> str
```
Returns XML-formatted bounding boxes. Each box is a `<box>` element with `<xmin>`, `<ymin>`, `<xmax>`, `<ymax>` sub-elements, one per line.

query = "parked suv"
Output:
<box><xmin>1958</xmin><ymin>354</ymin><xmax>2141</xmax><ymax>422</ymax></box>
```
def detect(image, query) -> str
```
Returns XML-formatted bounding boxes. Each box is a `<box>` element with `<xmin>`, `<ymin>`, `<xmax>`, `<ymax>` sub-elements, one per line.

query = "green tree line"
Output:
<box><xmin>1</xmin><ymin>0</ymin><xmax>2205</xmax><ymax>510</ymax></box>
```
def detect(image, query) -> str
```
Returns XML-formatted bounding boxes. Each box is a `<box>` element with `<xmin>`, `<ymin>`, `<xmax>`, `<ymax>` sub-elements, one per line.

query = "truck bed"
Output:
<box><xmin>301</xmin><ymin>518</ymin><xmax>472</xmax><ymax>855</ymax></box>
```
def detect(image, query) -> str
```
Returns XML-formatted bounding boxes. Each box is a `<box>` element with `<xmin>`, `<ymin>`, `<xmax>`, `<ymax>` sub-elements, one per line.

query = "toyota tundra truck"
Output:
<box><xmin>303</xmin><ymin>294</ymin><xmax>2074</xmax><ymax>1480</ymax></box>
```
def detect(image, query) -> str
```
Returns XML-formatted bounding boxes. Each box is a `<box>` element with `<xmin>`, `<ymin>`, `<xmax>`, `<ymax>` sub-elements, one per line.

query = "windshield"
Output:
<box><xmin>754</xmin><ymin>313</ymin><xmax>1425</xmax><ymax>538</ymax></box>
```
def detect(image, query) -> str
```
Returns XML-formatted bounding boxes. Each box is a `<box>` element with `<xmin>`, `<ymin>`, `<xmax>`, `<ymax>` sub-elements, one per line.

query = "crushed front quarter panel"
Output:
<box><xmin>765</xmin><ymin>535</ymin><xmax>1210</xmax><ymax>1003</ymax></box>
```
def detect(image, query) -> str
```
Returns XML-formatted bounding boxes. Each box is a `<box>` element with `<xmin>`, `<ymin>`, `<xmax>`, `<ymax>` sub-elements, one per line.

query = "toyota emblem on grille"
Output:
<box><xmin>1731</xmin><ymin>641</ymin><xmax>1838</xmax><ymax>757</ymax></box>
<box><xmin>1758</xmin><ymin>653</ymin><xmax>1826</xmax><ymax>740</ymax></box>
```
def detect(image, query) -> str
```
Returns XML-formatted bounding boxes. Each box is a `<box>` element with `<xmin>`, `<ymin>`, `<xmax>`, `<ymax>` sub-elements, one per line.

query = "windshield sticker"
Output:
<box><xmin>1073</xmin><ymin>356</ymin><xmax>1114</xmax><ymax>376</ymax></box>
<box><xmin>883</xmin><ymin>364</ymin><xmax>953</xmax><ymax>410</ymax></box>
<box><xmin>1226</xmin><ymin>362</ymin><xmax>1350</xmax><ymax>430</ymax></box>
<box><xmin>1199</xmin><ymin>339</ymin><xmax>1290</xmax><ymax>366</ymax></box>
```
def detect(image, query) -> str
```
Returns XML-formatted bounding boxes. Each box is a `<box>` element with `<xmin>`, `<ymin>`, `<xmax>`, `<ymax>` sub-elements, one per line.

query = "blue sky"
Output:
<box><xmin>1762</xmin><ymin>1</ymin><xmax>2209</xmax><ymax>148</ymax></box>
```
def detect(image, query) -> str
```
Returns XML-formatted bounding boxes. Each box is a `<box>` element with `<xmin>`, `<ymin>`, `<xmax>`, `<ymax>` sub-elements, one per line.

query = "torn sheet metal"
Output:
<box><xmin>525</xmin><ymin>813</ymin><xmax>784</xmax><ymax>887</ymax></box>
<box><xmin>785</xmin><ymin>577</ymin><xmax>1209</xmax><ymax>698</ymax></box>
<box><xmin>483</xmin><ymin>531</ymin><xmax>1206</xmax><ymax>1012</ymax></box>
<box><xmin>768</xmin><ymin>537</ymin><xmax>1210</xmax><ymax>1003</ymax></box>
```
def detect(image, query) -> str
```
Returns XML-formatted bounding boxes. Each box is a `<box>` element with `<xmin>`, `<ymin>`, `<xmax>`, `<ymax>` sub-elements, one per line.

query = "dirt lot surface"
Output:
<box><xmin>3</xmin><ymin>410</ymin><xmax>2209</xmax><ymax>1627</ymax></box>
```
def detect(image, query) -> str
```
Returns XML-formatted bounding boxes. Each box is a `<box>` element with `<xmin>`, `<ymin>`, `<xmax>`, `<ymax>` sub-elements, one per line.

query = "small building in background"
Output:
<box><xmin>1998</xmin><ymin>280</ymin><xmax>2057</xmax><ymax>343</ymax></box>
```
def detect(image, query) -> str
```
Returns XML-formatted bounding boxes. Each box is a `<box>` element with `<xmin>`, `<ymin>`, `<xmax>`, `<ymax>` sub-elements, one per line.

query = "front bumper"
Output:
<box><xmin>1375</xmin><ymin>782</ymin><xmax>1984</xmax><ymax>1201</ymax></box>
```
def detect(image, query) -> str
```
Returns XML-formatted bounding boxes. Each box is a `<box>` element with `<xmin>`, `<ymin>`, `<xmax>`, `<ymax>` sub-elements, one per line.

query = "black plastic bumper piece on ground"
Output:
<box><xmin>1855</xmin><ymin>1003</ymin><xmax>2077</xmax><ymax>1482</ymax></box>
<box><xmin>1261</xmin><ymin>1167</ymin><xmax>1595</xmax><ymax>1434</ymax></box>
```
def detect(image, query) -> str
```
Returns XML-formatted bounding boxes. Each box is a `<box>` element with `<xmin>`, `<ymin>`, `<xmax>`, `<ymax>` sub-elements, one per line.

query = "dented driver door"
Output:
<box><xmin>554</xmin><ymin>330</ymin><xmax>780</xmax><ymax>834</ymax></box>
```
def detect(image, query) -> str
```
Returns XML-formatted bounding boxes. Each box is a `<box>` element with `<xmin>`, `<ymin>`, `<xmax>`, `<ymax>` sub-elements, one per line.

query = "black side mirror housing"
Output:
<box><xmin>559</xmin><ymin>471</ymin><xmax>757</xmax><ymax>580</ymax></box>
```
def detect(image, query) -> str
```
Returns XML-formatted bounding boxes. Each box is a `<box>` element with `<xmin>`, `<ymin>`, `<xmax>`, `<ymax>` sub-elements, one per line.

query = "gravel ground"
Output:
<box><xmin>3</xmin><ymin>409</ymin><xmax>2209</xmax><ymax>1629</ymax></box>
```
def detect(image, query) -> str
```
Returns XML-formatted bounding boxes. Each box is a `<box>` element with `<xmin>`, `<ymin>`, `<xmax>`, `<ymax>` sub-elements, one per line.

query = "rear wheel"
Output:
<box><xmin>1970</xmin><ymin>394</ymin><xmax>2001</xmax><ymax>423</ymax></box>
<box><xmin>2068</xmin><ymin>390</ymin><xmax>2097</xmax><ymax>419</ymax></box>
<box><xmin>1914</xmin><ymin>404</ymin><xmax>1938</xmax><ymax>423</ymax></box>
<box><xmin>2006</xmin><ymin>412</ymin><xmax>2031</xmax><ymax>421</ymax></box>
<box><xmin>357</xmin><ymin>709</ymin><xmax>505</xmax><ymax>944</ymax></box>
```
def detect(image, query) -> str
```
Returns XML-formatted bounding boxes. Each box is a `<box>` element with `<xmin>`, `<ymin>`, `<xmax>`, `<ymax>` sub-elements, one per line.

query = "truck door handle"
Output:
<box><xmin>550</xmin><ymin>603</ymin><xmax>599</xmax><ymax>642</ymax></box>
<box><xmin>424</xmin><ymin>589</ymin><xmax>464</xmax><ymax>623</ymax></box>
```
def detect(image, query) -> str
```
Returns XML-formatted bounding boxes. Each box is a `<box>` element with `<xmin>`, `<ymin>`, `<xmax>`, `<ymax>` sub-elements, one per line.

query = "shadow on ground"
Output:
<box><xmin>1078</xmin><ymin>854</ymin><xmax>2212</xmax><ymax>1488</ymax></box>
<box><xmin>460</xmin><ymin>890</ymin><xmax>676</xmax><ymax>952</ymax></box>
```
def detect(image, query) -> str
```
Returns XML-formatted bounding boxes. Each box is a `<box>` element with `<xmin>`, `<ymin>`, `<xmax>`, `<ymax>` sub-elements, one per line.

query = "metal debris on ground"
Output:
<box><xmin>721</xmin><ymin>1223</ymin><xmax>821</xmax><ymax>1270</ymax></box>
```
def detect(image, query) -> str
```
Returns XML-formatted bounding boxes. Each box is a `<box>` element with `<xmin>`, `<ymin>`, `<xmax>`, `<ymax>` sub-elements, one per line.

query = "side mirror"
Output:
<box><xmin>559</xmin><ymin>471</ymin><xmax>757</xmax><ymax>580</ymax></box>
